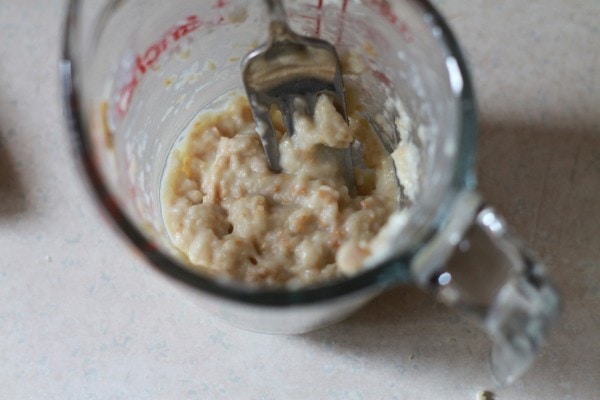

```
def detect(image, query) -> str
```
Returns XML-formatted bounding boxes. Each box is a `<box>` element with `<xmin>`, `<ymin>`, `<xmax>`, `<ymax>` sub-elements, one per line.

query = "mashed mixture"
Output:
<box><xmin>161</xmin><ymin>94</ymin><xmax>401</xmax><ymax>287</ymax></box>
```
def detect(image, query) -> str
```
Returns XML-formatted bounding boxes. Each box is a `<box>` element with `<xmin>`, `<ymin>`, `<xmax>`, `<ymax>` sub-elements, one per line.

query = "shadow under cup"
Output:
<box><xmin>63</xmin><ymin>0</ymin><xmax>473</xmax><ymax>333</ymax></box>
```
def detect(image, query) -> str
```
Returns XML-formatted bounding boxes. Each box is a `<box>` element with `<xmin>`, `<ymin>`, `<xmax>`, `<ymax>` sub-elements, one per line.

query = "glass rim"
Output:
<box><xmin>60</xmin><ymin>0</ymin><xmax>477</xmax><ymax>306</ymax></box>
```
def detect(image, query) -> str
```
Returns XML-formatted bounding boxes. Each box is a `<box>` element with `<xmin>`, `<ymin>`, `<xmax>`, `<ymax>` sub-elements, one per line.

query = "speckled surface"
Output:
<box><xmin>1</xmin><ymin>1</ymin><xmax>598</xmax><ymax>399</ymax></box>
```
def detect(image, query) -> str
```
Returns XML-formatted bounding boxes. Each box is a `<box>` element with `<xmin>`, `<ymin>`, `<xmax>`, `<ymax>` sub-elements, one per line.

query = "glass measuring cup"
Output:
<box><xmin>61</xmin><ymin>0</ymin><xmax>561</xmax><ymax>385</ymax></box>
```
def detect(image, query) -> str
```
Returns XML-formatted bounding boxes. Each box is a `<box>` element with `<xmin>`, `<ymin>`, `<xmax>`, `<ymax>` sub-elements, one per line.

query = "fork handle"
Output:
<box><xmin>265</xmin><ymin>0</ymin><xmax>287</xmax><ymax>22</ymax></box>
<box><xmin>265</xmin><ymin>0</ymin><xmax>292</xmax><ymax>37</ymax></box>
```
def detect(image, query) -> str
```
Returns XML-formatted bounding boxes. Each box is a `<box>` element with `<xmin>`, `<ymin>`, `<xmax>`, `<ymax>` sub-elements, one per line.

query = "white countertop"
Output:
<box><xmin>1</xmin><ymin>1</ymin><xmax>598</xmax><ymax>399</ymax></box>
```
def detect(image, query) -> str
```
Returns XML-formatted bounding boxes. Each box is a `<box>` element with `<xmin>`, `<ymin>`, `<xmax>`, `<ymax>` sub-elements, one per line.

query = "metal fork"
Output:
<box><xmin>242</xmin><ymin>0</ymin><xmax>355</xmax><ymax>193</ymax></box>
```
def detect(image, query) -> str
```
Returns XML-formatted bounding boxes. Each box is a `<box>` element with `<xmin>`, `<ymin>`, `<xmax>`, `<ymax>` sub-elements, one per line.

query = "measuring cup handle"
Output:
<box><xmin>412</xmin><ymin>191</ymin><xmax>561</xmax><ymax>385</ymax></box>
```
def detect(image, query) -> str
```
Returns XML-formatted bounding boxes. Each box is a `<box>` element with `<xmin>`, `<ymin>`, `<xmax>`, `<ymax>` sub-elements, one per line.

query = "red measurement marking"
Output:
<box><xmin>214</xmin><ymin>0</ymin><xmax>227</xmax><ymax>24</ymax></box>
<box><xmin>368</xmin><ymin>0</ymin><xmax>413</xmax><ymax>42</ymax></box>
<box><xmin>335</xmin><ymin>0</ymin><xmax>349</xmax><ymax>45</ymax></box>
<box><xmin>315</xmin><ymin>0</ymin><xmax>323</xmax><ymax>36</ymax></box>
<box><xmin>116</xmin><ymin>15</ymin><xmax>202</xmax><ymax>117</ymax></box>
<box><xmin>120</xmin><ymin>158</ymin><xmax>137</xmax><ymax>208</ymax></box>
<box><xmin>373</xmin><ymin>70</ymin><xmax>392</xmax><ymax>87</ymax></box>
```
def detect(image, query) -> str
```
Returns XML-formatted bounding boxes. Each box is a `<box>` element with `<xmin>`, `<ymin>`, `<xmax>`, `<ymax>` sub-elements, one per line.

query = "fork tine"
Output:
<box><xmin>332</xmin><ymin>76</ymin><xmax>348</xmax><ymax>123</ymax></box>
<box><xmin>305</xmin><ymin>93</ymin><xmax>318</xmax><ymax>118</ymax></box>
<box><xmin>253</xmin><ymin>106</ymin><xmax>282</xmax><ymax>173</ymax></box>
<box><xmin>279</xmin><ymin>97</ymin><xmax>296</xmax><ymax>138</ymax></box>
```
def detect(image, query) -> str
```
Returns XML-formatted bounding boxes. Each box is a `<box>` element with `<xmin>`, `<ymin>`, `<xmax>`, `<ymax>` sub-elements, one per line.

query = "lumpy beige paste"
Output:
<box><xmin>161</xmin><ymin>94</ymin><xmax>400</xmax><ymax>287</ymax></box>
